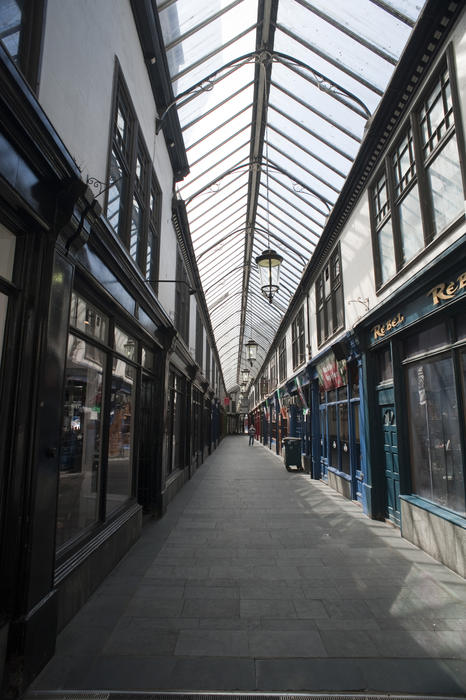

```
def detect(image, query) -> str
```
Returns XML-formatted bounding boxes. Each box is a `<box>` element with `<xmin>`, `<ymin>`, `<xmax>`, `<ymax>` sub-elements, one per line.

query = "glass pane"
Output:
<box><xmin>398</xmin><ymin>184</ymin><xmax>424</xmax><ymax>263</ymax></box>
<box><xmin>407</xmin><ymin>355</ymin><xmax>465</xmax><ymax>515</ymax></box>
<box><xmin>142</xmin><ymin>347</ymin><xmax>154</xmax><ymax>371</ymax></box>
<box><xmin>107</xmin><ymin>150</ymin><xmax>127</xmax><ymax>238</ymax></box>
<box><xmin>70</xmin><ymin>293</ymin><xmax>108</xmax><ymax>343</ymax></box>
<box><xmin>404</xmin><ymin>321</ymin><xmax>448</xmax><ymax>359</ymax></box>
<box><xmin>130</xmin><ymin>196</ymin><xmax>142</xmax><ymax>263</ymax></box>
<box><xmin>114</xmin><ymin>326</ymin><xmax>137</xmax><ymax>360</ymax></box>
<box><xmin>0</xmin><ymin>292</ymin><xmax>8</xmax><ymax>368</ymax></box>
<box><xmin>339</xmin><ymin>403</ymin><xmax>350</xmax><ymax>474</ymax></box>
<box><xmin>378</xmin><ymin>219</ymin><xmax>396</xmax><ymax>284</ymax></box>
<box><xmin>376</xmin><ymin>346</ymin><xmax>393</xmax><ymax>383</ymax></box>
<box><xmin>320</xmin><ymin>406</ymin><xmax>327</xmax><ymax>457</ymax></box>
<box><xmin>456</xmin><ymin>315</ymin><xmax>466</xmax><ymax>342</ymax></box>
<box><xmin>106</xmin><ymin>359</ymin><xmax>136</xmax><ymax>515</ymax></box>
<box><xmin>0</xmin><ymin>0</ymin><xmax>21</xmax><ymax>61</ymax></box>
<box><xmin>0</xmin><ymin>223</ymin><xmax>16</xmax><ymax>281</ymax></box>
<box><xmin>56</xmin><ymin>334</ymin><xmax>104</xmax><ymax>548</ymax></box>
<box><xmin>353</xmin><ymin>401</ymin><xmax>361</xmax><ymax>470</ymax></box>
<box><xmin>427</xmin><ymin>135</ymin><xmax>463</xmax><ymax>236</ymax></box>
<box><xmin>328</xmin><ymin>404</ymin><xmax>338</xmax><ymax>468</ymax></box>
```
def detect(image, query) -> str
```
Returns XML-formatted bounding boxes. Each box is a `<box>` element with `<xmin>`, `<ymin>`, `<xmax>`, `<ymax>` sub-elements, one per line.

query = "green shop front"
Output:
<box><xmin>361</xmin><ymin>244</ymin><xmax>465</xmax><ymax>576</ymax></box>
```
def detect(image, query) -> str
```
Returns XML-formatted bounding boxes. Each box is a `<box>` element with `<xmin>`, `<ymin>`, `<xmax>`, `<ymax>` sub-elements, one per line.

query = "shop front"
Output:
<box><xmin>310</xmin><ymin>339</ymin><xmax>366</xmax><ymax>507</ymax></box>
<box><xmin>363</xmin><ymin>246</ymin><xmax>465</xmax><ymax>576</ymax></box>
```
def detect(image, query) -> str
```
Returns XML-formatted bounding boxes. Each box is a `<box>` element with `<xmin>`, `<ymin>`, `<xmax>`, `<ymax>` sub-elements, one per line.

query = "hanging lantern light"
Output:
<box><xmin>256</xmin><ymin>249</ymin><xmax>283</xmax><ymax>303</ymax></box>
<box><xmin>245</xmin><ymin>338</ymin><xmax>258</xmax><ymax>366</ymax></box>
<box><xmin>241</xmin><ymin>367</ymin><xmax>250</xmax><ymax>383</ymax></box>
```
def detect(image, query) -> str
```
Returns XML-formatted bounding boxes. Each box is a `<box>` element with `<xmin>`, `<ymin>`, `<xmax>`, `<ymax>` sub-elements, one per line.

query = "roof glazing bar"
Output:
<box><xmin>266</xmin><ymin>170</ymin><xmax>328</xmax><ymax>226</ymax></box>
<box><xmin>294</xmin><ymin>0</ymin><xmax>397</xmax><ymax>64</ymax></box>
<box><xmin>186</xmin><ymin>102</ymin><xmax>253</xmax><ymax>153</ymax></box>
<box><xmin>171</xmin><ymin>24</ymin><xmax>257</xmax><ymax>84</ymax></box>
<box><xmin>189</xmin><ymin>123</ymin><xmax>252</xmax><ymax>170</ymax></box>
<box><xmin>258</xmin><ymin>183</ymin><xmax>321</xmax><ymax>241</ymax></box>
<box><xmin>266</xmin><ymin>139</ymin><xmax>341</xmax><ymax>195</ymax></box>
<box><xmin>165</xmin><ymin>0</ymin><xmax>244</xmax><ymax>50</ymax></box>
<box><xmin>264</xmin><ymin>177</ymin><xmax>326</xmax><ymax>233</ymax></box>
<box><xmin>277</xmin><ymin>26</ymin><xmax>383</xmax><ymax>101</ymax></box>
<box><xmin>269</xmin><ymin>104</ymin><xmax>354</xmax><ymax>163</ymax></box>
<box><xmin>271</xmin><ymin>80</ymin><xmax>361</xmax><ymax>143</ymax></box>
<box><xmin>187</xmin><ymin>171</ymin><xmax>246</xmax><ymax>216</ymax></box>
<box><xmin>268</xmin><ymin>123</ymin><xmax>346</xmax><ymax>179</ymax></box>
<box><xmin>368</xmin><ymin>0</ymin><xmax>415</xmax><ymax>26</ymax></box>
<box><xmin>190</xmin><ymin>190</ymin><xmax>247</xmax><ymax>233</ymax></box>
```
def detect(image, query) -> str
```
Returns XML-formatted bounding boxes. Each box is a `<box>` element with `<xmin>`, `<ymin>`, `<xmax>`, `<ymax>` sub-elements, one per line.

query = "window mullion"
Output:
<box><xmin>410</xmin><ymin>112</ymin><xmax>434</xmax><ymax>246</ymax></box>
<box><xmin>384</xmin><ymin>157</ymin><xmax>402</xmax><ymax>272</ymax></box>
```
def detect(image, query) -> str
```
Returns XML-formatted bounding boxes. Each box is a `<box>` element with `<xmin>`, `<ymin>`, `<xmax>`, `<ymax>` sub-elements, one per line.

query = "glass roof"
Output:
<box><xmin>157</xmin><ymin>0</ymin><xmax>427</xmax><ymax>392</ymax></box>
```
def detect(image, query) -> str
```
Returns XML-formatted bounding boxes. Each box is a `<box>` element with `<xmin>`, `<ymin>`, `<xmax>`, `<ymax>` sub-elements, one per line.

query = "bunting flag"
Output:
<box><xmin>295</xmin><ymin>375</ymin><xmax>308</xmax><ymax>409</ymax></box>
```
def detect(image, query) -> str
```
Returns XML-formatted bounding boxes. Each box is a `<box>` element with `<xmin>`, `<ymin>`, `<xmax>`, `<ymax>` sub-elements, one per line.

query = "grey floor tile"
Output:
<box><xmin>255</xmin><ymin>658</ymin><xmax>366</xmax><ymax>691</ymax></box>
<box><xmin>80</xmin><ymin>655</ymin><xmax>178</xmax><ymax>690</ymax></box>
<box><xmin>320</xmin><ymin>629</ymin><xmax>379</xmax><ymax>656</ymax></box>
<box><xmin>360</xmin><ymin>658</ymin><xmax>466</xmax><ymax>694</ymax></box>
<box><xmin>170</xmin><ymin>657</ymin><xmax>256</xmax><ymax>690</ymax></box>
<box><xmin>102</xmin><ymin>618</ymin><xmax>178</xmax><ymax>655</ymax></box>
<box><xmin>240</xmin><ymin>598</ymin><xmax>296</xmax><ymax>618</ymax></box>
<box><xmin>181</xmin><ymin>598</ymin><xmax>239</xmax><ymax>618</ymax></box>
<box><xmin>184</xmin><ymin>584</ymin><xmax>239</xmax><ymax>599</ymax></box>
<box><xmin>175</xmin><ymin>630</ymin><xmax>249</xmax><ymax>656</ymax></box>
<box><xmin>249</xmin><ymin>630</ymin><xmax>327</xmax><ymax>657</ymax></box>
<box><xmin>126</xmin><ymin>597</ymin><xmax>184</xmax><ymax>617</ymax></box>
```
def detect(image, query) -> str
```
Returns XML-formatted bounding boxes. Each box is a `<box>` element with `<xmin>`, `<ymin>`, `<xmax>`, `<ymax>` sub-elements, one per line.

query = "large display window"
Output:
<box><xmin>57</xmin><ymin>293</ymin><xmax>140</xmax><ymax>551</ymax></box>
<box><xmin>404</xmin><ymin>317</ymin><xmax>465</xmax><ymax>516</ymax></box>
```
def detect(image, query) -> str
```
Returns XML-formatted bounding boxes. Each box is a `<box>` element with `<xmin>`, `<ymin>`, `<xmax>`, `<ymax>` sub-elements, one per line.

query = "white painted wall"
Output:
<box><xmin>39</xmin><ymin>0</ymin><xmax>180</xmax><ymax>321</ymax></box>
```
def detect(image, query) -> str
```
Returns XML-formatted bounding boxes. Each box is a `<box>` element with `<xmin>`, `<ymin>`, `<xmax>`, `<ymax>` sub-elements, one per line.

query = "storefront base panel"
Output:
<box><xmin>302</xmin><ymin>455</ymin><xmax>311</xmax><ymax>474</ymax></box>
<box><xmin>4</xmin><ymin>591</ymin><xmax>58</xmax><ymax>699</ymax></box>
<box><xmin>401</xmin><ymin>498</ymin><xmax>465</xmax><ymax>578</ymax></box>
<box><xmin>162</xmin><ymin>468</ymin><xmax>190</xmax><ymax>512</ymax></box>
<box><xmin>328</xmin><ymin>470</ymin><xmax>351</xmax><ymax>500</ymax></box>
<box><xmin>55</xmin><ymin>504</ymin><xmax>143</xmax><ymax>632</ymax></box>
<box><xmin>0</xmin><ymin>621</ymin><xmax>9</xmax><ymax>691</ymax></box>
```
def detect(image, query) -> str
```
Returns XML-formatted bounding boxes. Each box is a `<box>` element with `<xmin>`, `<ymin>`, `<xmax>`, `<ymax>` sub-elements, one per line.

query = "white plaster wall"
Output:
<box><xmin>39</xmin><ymin>0</ymin><xmax>180</xmax><ymax>320</ymax></box>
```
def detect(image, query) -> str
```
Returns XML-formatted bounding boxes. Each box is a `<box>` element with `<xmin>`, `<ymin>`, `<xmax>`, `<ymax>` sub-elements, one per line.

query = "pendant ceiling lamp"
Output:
<box><xmin>256</xmin><ymin>248</ymin><xmax>283</xmax><ymax>303</ymax></box>
<box><xmin>256</xmin><ymin>129</ymin><xmax>283</xmax><ymax>304</ymax></box>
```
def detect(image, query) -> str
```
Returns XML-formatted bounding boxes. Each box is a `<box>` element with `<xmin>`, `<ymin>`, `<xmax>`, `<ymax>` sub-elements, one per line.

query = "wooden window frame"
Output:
<box><xmin>370</xmin><ymin>46</ymin><xmax>466</xmax><ymax>292</ymax></box>
<box><xmin>316</xmin><ymin>244</ymin><xmax>344</xmax><ymax>348</ymax></box>
<box><xmin>105</xmin><ymin>62</ymin><xmax>162</xmax><ymax>282</ymax></box>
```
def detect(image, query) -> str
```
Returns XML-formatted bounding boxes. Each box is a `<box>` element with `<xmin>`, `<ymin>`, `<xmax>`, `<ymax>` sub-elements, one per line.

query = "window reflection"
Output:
<box><xmin>56</xmin><ymin>335</ymin><xmax>103</xmax><ymax>548</ymax></box>
<box><xmin>106</xmin><ymin>359</ymin><xmax>135</xmax><ymax>515</ymax></box>
<box><xmin>407</xmin><ymin>354</ymin><xmax>465</xmax><ymax>515</ymax></box>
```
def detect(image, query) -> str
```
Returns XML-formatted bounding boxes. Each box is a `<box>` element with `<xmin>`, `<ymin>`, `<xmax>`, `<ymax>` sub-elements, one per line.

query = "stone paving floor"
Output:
<box><xmin>28</xmin><ymin>436</ymin><xmax>466</xmax><ymax>696</ymax></box>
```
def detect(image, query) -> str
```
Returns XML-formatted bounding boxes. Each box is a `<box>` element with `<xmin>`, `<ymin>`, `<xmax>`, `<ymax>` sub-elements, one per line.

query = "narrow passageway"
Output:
<box><xmin>28</xmin><ymin>437</ymin><xmax>466</xmax><ymax>696</ymax></box>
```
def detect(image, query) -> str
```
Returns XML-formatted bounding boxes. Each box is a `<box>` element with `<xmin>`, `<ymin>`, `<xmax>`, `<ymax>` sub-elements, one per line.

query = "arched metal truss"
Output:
<box><xmin>157</xmin><ymin>0</ymin><xmax>427</xmax><ymax>391</ymax></box>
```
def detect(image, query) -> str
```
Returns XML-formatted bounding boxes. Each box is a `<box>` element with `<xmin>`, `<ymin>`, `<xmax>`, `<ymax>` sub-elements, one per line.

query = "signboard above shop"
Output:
<box><xmin>316</xmin><ymin>351</ymin><xmax>347</xmax><ymax>391</ymax></box>
<box><xmin>368</xmin><ymin>260</ymin><xmax>466</xmax><ymax>347</ymax></box>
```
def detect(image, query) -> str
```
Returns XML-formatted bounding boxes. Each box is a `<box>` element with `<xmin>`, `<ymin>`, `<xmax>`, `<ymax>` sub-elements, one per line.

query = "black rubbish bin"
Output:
<box><xmin>282</xmin><ymin>437</ymin><xmax>303</xmax><ymax>471</ymax></box>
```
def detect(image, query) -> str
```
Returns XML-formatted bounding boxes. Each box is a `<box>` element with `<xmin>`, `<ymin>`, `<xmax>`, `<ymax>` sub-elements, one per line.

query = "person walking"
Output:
<box><xmin>248</xmin><ymin>424</ymin><xmax>256</xmax><ymax>446</ymax></box>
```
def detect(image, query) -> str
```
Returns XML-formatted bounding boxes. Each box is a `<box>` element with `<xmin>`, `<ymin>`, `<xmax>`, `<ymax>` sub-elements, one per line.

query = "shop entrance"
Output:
<box><xmin>378</xmin><ymin>387</ymin><xmax>400</xmax><ymax>525</ymax></box>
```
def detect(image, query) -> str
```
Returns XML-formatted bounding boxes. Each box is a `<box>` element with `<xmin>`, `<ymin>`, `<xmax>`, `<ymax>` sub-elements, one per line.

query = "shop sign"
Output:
<box><xmin>316</xmin><ymin>352</ymin><xmax>347</xmax><ymax>391</ymax></box>
<box><xmin>223</xmin><ymin>397</ymin><xmax>229</xmax><ymax>406</ymax></box>
<box><xmin>371</xmin><ymin>312</ymin><xmax>405</xmax><ymax>340</ymax></box>
<box><xmin>428</xmin><ymin>271</ymin><xmax>466</xmax><ymax>306</ymax></box>
<box><xmin>368</xmin><ymin>261</ymin><xmax>466</xmax><ymax>347</ymax></box>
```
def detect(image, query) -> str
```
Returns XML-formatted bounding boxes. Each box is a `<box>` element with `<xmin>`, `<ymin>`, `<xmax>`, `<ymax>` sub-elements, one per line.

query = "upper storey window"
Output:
<box><xmin>370</xmin><ymin>50</ymin><xmax>465</xmax><ymax>289</ymax></box>
<box><xmin>292</xmin><ymin>306</ymin><xmax>306</xmax><ymax>369</ymax></box>
<box><xmin>0</xmin><ymin>0</ymin><xmax>45</xmax><ymax>90</ymax></box>
<box><xmin>316</xmin><ymin>244</ymin><xmax>344</xmax><ymax>347</ymax></box>
<box><xmin>106</xmin><ymin>64</ymin><xmax>161</xmax><ymax>285</ymax></box>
